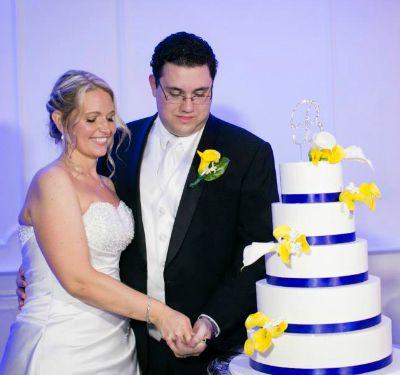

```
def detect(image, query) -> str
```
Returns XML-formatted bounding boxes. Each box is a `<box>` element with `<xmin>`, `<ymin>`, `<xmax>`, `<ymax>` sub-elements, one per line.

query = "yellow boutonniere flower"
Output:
<box><xmin>197</xmin><ymin>150</ymin><xmax>221</xmax><ymax>173</ymax></box>
<box><xmin>190</xmin><ymin>149</ymin><xmax>230</xmax><ymax>188</ymax></box>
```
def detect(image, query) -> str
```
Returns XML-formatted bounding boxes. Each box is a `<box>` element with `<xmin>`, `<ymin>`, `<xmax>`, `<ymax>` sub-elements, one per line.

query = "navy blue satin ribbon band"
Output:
<box><xmin>285</xmin><ymin>314</ymin><xmax>381</xmax><ymax>334</ymax></box>
<box><xmin>250</xmin><ymin>354</ymin><xmax>392</xmax><ymax>375</ymax></box>
<box><xmin>281</xmin><ymin>192</ymin><xmax>341</xmax><ymax>203</ymax></box>
<box><xmin>266</xmin><ymin>271</ymin><xmax>368</xmax><ymax>288</ymax></box>
<box><xmin>306</xmin><ymin>232</ymin><xmax>356</xmax><ymax>245</ymax></box>
<box><xmin>273</xmin><ymin>232</ymin><xmax>356</xmax><ymax>246</ymax></box>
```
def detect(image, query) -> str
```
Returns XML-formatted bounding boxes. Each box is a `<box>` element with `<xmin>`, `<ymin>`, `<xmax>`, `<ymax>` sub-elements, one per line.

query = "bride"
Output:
<box><xmin>0</xmin><ymin>70</ymin><xmax>193</xmax><ymax>374</ymax></box>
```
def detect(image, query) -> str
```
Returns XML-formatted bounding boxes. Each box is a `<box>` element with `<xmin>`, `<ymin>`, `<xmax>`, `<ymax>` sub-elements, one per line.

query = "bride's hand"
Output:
<box><xmin>16</xmin><ymin>265</ymin><xmax>27</xmax><ymax>310</ymax></box>
<box><xmin>150</xmin><ymin>299</ymin><xmax>193</xmax><ymax>345</ymax></box>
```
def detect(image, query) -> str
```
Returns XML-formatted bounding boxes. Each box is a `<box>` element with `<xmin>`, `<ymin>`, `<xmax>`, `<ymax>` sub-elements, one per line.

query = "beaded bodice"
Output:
<box><xmin>18</xmin><ymin>201</ymin><xmax>134</xmax><ymax>302</ymax></box>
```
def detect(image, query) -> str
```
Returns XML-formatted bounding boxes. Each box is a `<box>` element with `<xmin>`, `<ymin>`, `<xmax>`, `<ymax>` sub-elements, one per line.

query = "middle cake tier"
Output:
<box><xmin>266</xmin><ymin>238</ymin><xmax>368</xmax><ymax>284</ymax></box>
<box><xmin>272</xmin><ymin>201</ymin><xmax>355</xmax><ymax>244</ymax></box>
<box><xmin>257</xmin><ymin>276</ymin><xmax>381</xmax><ymax>328</ymax></box>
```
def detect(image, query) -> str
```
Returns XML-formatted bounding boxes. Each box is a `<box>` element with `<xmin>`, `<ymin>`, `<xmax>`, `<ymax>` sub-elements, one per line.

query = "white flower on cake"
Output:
<box><xmin>242</xmin><ymin>225</ymin><xmax>310</xmax><ymax>268</ymax></box>
<box><xmin>263</xmin><ymin>318</ymin><xmax>287</xmax><ymax>331</ymax></box>
<box><xmin>312</xmin><ymin>131</ymin><xmax>337</xmax><ymax>149</ymax></box>
<box><xmin>344</xmin><ymin>182</ymin><xmax>359</xmax><ymax>194</ymax></box>
<box><xmin>309</xmin><ymin>131</ymin><xmax>372</xmax><ymax>168</ymax></box>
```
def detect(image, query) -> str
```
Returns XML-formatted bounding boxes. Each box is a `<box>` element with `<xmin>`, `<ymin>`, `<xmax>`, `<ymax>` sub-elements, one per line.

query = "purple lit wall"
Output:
<box><xmin>0</xmin><ymin>0</ymin><xmax>400</xmax><ymax>355</ymax></box>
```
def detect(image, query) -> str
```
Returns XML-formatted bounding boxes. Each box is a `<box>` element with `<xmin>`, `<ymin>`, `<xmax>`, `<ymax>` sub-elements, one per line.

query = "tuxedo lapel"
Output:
<box><xmin>129</xmin><ymin>114</ymin><xmax>157</xmax><ymax>260</ymax></box>
<box><xmin>165</xmin><ymin>115</ymin><xmax>220</xmax><ymax>266</ymax></box>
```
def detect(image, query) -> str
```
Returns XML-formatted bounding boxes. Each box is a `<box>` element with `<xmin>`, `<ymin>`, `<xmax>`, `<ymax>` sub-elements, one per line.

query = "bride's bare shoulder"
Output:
<box><xmin>20</xmin><ymin>162</ymin><xmax>76</xmax><ymax>222</ymax></box>
<box><xmin>31</xmin><ymin>161</ymin><xmax>73</xmax><ymax>194</ymax></box>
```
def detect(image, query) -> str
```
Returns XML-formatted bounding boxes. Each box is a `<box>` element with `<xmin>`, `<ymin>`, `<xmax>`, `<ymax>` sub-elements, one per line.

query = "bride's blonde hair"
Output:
<box><xmin>46</xmin><ymin>69</ymin><xmax>130</xmax><ymax>176</ymax></box>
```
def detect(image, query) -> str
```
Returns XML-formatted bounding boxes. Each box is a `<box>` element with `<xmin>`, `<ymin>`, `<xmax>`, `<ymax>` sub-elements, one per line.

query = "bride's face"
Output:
<box><xmin>69</xmin><ymin>88</ymin><xmax>116</xmax><ymax>161</ymax></box>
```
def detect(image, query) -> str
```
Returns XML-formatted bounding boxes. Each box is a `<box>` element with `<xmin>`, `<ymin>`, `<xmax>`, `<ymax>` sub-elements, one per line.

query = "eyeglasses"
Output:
<box><xmin>159</xmin><ymin>83</ymin><xmax>212</xmax><ymax>105</ymax></box>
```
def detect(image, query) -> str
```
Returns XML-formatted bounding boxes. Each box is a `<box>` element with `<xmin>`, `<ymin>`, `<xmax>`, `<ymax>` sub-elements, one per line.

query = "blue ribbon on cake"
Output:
<box><xmin>306</xmin><ymin>232</ymin><xmax>356</xmax><ymax>245</ymax></box>
<box><xmin>285</xmin><ymin>314</ymin><xmax>381</xmax><ymax>334</ymax></box>
<box><xmin>273</xmin><ymin>232</ymin><xmax>356</xmax><ymax>247</ymax></box>
<box><xmin>281</xmin><ymin>192</ymin><xmax>341</xmax><ymax>203</ymax></box>
<box><xmin>249</xmin><ymin>354</ymin><xmax>392</xmax><ymax>374</ymax></box>
<box><xmin>266</xmin><ymin>271</ymin><xmax>368</xmax><ymax>288</ymax></box>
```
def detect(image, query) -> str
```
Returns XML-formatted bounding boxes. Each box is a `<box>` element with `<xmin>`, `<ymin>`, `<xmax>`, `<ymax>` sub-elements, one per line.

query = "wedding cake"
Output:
<box><xmin>230</xmin><ymin>132</ymin><xmax>399</xmax><ymax>375</ymax></box>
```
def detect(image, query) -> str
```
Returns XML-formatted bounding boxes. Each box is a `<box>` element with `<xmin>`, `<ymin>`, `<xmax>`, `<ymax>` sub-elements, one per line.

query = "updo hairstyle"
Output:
<box><xmin>46</xmin><ymin>70</ymin><xmax>129</xmax><ymax>175</ymax></box>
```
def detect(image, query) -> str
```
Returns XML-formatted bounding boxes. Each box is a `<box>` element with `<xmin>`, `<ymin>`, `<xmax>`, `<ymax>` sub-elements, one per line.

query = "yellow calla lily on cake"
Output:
<box><xmin>242</xmin><ymin>225</ymin><xmax>310</xmax><ymax>269</ymax></box>
<box><xmin>339</xmin><ymin>182</ymin><xmax>381</xmax><ymax>211</ymax></box>
<box><xmin>244</xmin><ymin>312</ymin><xmax>288</xmax><ymax>357</ymax></box>
<box><xmin>190</xmin><ymin>149</ymin><xmax>230</xmax><ymax>188</ymax></box>
<box><xmin>309</xmin><ymin>131</ymin><xmax>372</xmax><ymax>167</ymax></box>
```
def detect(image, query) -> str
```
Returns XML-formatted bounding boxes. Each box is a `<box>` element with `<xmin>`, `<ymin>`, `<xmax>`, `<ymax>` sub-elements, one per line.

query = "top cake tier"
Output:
<box><xmin>280</xmin><ymin>161</ymin><xmax>343</xmax><ymax>197</ymax></box>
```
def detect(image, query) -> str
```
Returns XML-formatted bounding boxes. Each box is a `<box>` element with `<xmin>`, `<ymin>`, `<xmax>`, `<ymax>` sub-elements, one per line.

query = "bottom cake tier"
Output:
<box><xmin>229</xmin><ymin>346</ymin><xmax>400</xmax><ymax>375</ymax></box>
<box><xmin>243</xmin><ymin>316</ymin><xmax>393</xmax><ymax>374</ymax></box>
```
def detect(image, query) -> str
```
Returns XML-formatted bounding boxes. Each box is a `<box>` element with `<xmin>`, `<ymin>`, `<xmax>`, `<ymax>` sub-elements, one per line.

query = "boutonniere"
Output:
<box><xmin>189</xmin><ymin>149</ymin><xmax>230</xmax><ymax>188</ymax></box>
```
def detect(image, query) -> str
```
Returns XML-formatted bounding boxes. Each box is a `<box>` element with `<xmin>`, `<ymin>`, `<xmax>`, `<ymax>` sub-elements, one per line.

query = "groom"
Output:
<box><xmin>106</xmin><ymin>32</ymin><xmax>278</xmax><ymax>374</ymax></box>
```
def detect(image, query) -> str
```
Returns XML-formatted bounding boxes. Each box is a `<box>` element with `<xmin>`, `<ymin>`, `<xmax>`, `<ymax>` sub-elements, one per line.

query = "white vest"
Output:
<box><xmin>139</xmin><ymin>117</ymin><xmax>203</xmax><ymax>340</ymax></box>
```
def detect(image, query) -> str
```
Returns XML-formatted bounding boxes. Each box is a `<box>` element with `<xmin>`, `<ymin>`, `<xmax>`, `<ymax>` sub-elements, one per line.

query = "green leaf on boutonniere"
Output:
<box><xmin>189</xmin><ymin>151</ymin><xmax>230</xmax><ymax>188</ymax></box>
<box><xmin>203</xmin><ymin>156</ymin><xmax>230</xmax><ymax>181</ymax></box>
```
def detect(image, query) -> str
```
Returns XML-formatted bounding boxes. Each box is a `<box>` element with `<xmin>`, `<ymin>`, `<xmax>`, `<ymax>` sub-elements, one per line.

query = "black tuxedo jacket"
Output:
<box><xmin>98</xmin><ymin>113</ymin><xmax>278</xmax><ymax>367</ymax></box>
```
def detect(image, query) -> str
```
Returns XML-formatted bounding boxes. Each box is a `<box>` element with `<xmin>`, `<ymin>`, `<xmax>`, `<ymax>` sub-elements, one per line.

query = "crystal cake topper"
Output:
<box><xmin>290</xmin><ymin>99</ymin><xmax>324</xmax><ymax>159</ymax></box>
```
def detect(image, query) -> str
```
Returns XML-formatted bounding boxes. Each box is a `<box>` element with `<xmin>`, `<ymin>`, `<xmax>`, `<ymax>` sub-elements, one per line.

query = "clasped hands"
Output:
<box><xmin>158</xmin><ymin>314</ymin><xmax>213</xmax><ymax>358</ymax></box>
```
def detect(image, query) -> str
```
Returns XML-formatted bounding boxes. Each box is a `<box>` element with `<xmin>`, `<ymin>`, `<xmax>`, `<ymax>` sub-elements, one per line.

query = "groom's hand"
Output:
<box><xmin>167</xmin><ymin>318</ymin><xmax>212</xmax><ymax>358</ymax></box>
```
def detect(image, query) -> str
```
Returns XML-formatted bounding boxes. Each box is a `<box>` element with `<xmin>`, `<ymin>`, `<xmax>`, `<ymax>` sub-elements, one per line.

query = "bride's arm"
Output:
<box><xmin>28</xmin><ymin>166</ymin><xmax>192</xmax><ymax>344</ymax></box>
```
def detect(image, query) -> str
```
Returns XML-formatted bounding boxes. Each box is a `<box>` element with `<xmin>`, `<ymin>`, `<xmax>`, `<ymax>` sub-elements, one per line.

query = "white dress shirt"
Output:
<box><xmin>139</xmin><ymin>116</ymin><xmax>204</xmax><ymax>340</ymax></box>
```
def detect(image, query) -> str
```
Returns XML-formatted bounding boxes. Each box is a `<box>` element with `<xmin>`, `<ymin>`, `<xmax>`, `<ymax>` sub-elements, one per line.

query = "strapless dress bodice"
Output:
<box><xmin>18</xmin><ymin>201</ymin><xmax>134</xmax><ymax>304</ymax></box>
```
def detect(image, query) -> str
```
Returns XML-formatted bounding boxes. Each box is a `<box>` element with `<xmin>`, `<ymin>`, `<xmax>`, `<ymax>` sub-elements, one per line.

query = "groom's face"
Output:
<box><xmin>149</xmin><ymin>63</ymin><xmax>212</xmax><ymax>137</ymax></box>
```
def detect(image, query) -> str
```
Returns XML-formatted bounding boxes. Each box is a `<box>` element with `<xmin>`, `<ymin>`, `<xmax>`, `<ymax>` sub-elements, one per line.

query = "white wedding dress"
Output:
<box><xmin>0</xmin><ymin>201</ymin><xmax>140</xmax><ymax>375</ymax></box>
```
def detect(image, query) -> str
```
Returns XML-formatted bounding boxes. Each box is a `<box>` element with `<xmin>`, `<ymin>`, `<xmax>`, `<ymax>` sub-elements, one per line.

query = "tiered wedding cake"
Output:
<box><xmin>230</xmin><ymin>133</ymin><xmax>399</xmax><ymax>375</ymax></box>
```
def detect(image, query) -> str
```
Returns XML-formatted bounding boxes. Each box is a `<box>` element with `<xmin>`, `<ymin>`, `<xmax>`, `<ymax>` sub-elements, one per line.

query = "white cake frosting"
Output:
<box><xmin>251</xmin><ymin>317</ymin><xmax>392</xmax><ymax>369</ymax></box>
<box><xmin>272</xmin><ymin>201</ymin><xmax>355</xmax><ymax>237</ymax></box>
<box><xmin>256</xmin><ymin>276</ymin><xmax>381</xmax><ymax>325</ymax></box>
<box><xmin>280</xmin><ymin>161</ymin><xmax>343</xmax><ymax>195</ymax></box>
<box><xmin>266</xmin><ymin>238</ymin><xmax>367</xmax><ymax>279</ymax></box>
<box><xmin>241</xmin><ymin>160</ymin><xmax>394</xmax><ymax>374</ymax></box>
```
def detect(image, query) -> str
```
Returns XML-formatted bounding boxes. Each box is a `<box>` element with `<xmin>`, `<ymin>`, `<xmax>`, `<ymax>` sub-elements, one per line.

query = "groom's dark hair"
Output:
<box><xmin>150</xmin><ymin>31</ymin><xmax>218</xmax><ymax>85</ymax></box>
